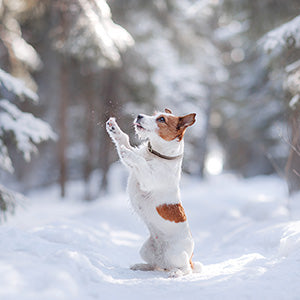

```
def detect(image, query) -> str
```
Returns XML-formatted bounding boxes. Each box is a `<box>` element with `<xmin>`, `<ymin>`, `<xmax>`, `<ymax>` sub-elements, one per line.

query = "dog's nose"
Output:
<box><xmin>137</xmin><ymin>115</ymin><xmax>143</xmax><ymax>121</ymax></box>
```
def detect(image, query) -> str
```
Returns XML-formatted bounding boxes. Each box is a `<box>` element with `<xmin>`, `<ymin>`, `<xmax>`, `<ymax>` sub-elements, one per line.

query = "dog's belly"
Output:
<box><xmin>127</xmin><ymin>174</ymin><xmax>193</xmax><ymax>246</ymax></box>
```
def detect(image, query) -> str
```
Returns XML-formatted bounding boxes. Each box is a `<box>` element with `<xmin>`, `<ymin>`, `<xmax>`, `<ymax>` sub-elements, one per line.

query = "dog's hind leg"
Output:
<box><xmin>166</xmin><ymin>251</ymin><xmax>193</xmax><ymax>277</ymax></box>
<box><xmin>131</xmin><ymin>237</ymin><xmax>157</xmax><ymax>272</ymax></box>
<box><xmin>139</xmin><ymin>236</ymin><xmax>157</xmax><ymax>264</ymax></box>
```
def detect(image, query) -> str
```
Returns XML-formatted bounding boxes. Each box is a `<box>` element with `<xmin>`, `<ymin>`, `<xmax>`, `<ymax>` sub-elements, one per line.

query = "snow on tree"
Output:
<box><xmin>0</xmin><ymin>0</ymin><xmax>43</xmax><ymax>90</ymax></box>
<box><xmin>197</xmin><ymin>0</ymin><xmax>300</xmax><ymax>177</ymax></box>
<box><xmin>52</xmin><ymin>0</ymin><xmax>134</xmax><ymax>68</ymax></box>
<box><xmin>260</xmin><ymin>14</ymin><xmax>300</xmax><ymax>194</ymax></box>
<box><xmin>0</xmin><ymin>98</ymin><xmax>56</xmax><ymax>163</ymax></box>
<box><xmin>0</xmin><ymin>68</ymin><xmax>38</xmax><ymax>102</ymax></box>
<box><xmin>0</xmin><ymin>183</ymin><xmax>24</xmax><ymax>222</ymax></box>
<box><xmin>284</xmin><ymin>60</ymin><xmax>300</xmax><ymax>110</ymax></box>
<box><xmin>112</xmin><ymin>0</ymin><xmax>225</xmax><ymax>175</ymax></box>
<box><xmin>44</xmin><ymin>0</ymin><xmax>135</xmax><ymax>197</ymax></box>
<box><xmin>260</xmin><ymin>15</ymin><xmax>300</xmax><ymax>55</ymax></box>
<box><xmin>0</xmin><ymin>67</ymin><xmax>56</xmax><ymax>219</ymax></box>
<box><xmin>260</xmin><ymin>14</ymin><xmax>300</xmax><ymax>110</ymax></box>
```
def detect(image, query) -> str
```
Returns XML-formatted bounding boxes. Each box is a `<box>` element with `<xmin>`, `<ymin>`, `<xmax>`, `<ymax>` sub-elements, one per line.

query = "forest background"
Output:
<box><xmin>0</xmin><ymin>0</ymin><xmax>300</xmax><ymax>216</ymax></box>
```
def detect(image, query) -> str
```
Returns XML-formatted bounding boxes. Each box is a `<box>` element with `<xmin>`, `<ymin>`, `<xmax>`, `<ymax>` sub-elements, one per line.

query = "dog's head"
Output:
<box><xmin>134</xmin><ymin>108</ymin><xmax>196</xmax><ymax>142</ymax></box>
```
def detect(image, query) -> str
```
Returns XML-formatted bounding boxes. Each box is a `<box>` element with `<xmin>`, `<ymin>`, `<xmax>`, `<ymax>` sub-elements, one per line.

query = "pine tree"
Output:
<box><xmin>22</xmin><ymin>0</ymin><xmax>134</xmax><ymax>197</ymax></box>
<box><xmin>0</xmin><ymin>68</ymin><xmax>56</xmax><ymax>220</ymax></box>
<box><xmin>110</xmin><ymin>0</ymin><xmax>225</xmax><ymax>175</ymax></box>
<box><xmin>260</xmin><ymin>14</ymin><xmax>300</xmax><ymax>194</ymax></box>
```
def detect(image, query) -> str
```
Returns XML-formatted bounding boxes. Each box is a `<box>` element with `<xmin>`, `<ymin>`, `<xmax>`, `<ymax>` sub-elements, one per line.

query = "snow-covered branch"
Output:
<box><xmin>54</xmin><ymin>0</ymin><xmax>134</xmax><ymax>67</ymax></box>
<box><xmin>284</xmin><ymin>60</ymin><xmax>300</xmax><ymax>110</ymax></box>
<box><xmin>0</xmin><ymin>99</ymin><xmax>57</xmax><ymax>162</ymax></box>
<box><xmin>259</xmin><ymin>16</ymin><xmax>300</xmax><ymax>111</ymax></box>
<box><xmin>8</xmin><ymin>31</ymin><xmax>43</xmax><ymax>71</ymax></box>
<box><xmin>0</xmin><ymin>139</ymin><xmax>13</xmax><ymax>173</ymax></box>
<box><xmin>0</xmin><ymin>68</ymin><xmax>38</xmax><ymax>102</ymax></box>
<box><xmin>259</xmin><ymin>15</ymin><xmax>300</xmax><ymax>54</ymax></box>
<box><xmin>0</xmin><ymin>183</ymin><xmax>24</xmax><ymax>222</ymax></box>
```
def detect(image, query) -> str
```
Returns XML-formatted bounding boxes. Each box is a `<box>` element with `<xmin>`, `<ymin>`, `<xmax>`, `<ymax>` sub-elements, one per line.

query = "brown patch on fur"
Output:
<box><xmin>156</xmin><ymin>203</ymin><xmax>187</xmax><ymax>223</ymax></box>
<box><xmin>156</xmin><ymin>115</ymin><xmax>180</xmax><ymax>141</ymax></box>
<box><xmin>156</xmin><ymin>113</ymin><xmax>196</xmax><ymax>141</ymax></box>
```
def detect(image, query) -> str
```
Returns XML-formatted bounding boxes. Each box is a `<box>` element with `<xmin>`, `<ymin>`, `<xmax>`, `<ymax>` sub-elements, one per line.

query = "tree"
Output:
<box><xmin>260</xmin><ymin>14</ymin><xmax>300</xmax><ymax>194</ymax></box>
<box><xmin>20</xmin><ymin>0</ymin><xmax>134</xmax><ymax>197</ymax></box>
<box><xmin>0</xmin><ymin>68</ymin><xmax>56</xmax><ymax>220</ymax></box>
<box><xmin>198</xmin><ymin>0</ymin><xmax>299</xmax><ymax>178</ymax></box>
<box><xmin>110</xmin><ymin>0</ymin><xmax>225</xmax><ymax>175</ymax></box>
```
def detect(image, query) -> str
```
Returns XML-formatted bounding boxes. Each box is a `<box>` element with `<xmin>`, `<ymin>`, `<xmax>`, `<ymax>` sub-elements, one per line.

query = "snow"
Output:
<box><xmin>260</xmin><ymin>15</ymin><xmax>300</xmax><ymax>54</ymax></box>
<box><xmin>0</xmin><ymin>68</ymin><xmax>38</xmax><ymax>102</ymax></box>
<box><xmin>1</xmin><ymin>173</ymin><xmax>300</xmax><ymax>299</ymax></box>
<box><xmin>289</xmin><ymin>94</ymin><xmax>299</xmax><ymax>110</ymax></box>
<box><xmin>0</xmin><ymin>139</ymin><xmax>14</xmax><ymax>173</ymax></box>
<box><xmin>0</xmin><ymin>184</ymin><xmax>24</xmax><ymax>222</ymax></box>
<box><xmin>214</xmin><ymin>20</ymin><xmax>250</xmax><ymax>41</ymax></box>
<box><xmin>285</xmin><ymin>59</ymin><xmax>300</xmax><ymax>73</ymax></box>
<box><xmin>0</xmin><ymin>99</ymin><xmax>57</xmax><ymax>162</ymax></box>
<box><xmin>6</xmin><ymin>31</ymin><xmax>43</xmax><ymax>72</ymax></box>
<box><xmin>56</xmin><ymin>0</ymin><xmax>134</xmax><ymax>68</ymax></box>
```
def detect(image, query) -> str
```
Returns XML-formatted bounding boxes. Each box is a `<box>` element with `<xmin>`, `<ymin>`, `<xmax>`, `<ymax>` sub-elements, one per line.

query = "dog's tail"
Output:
<box><xmin>191</xmin><ymin>261</ymin><xmax>203</xmax><ymax>273</ymax></box>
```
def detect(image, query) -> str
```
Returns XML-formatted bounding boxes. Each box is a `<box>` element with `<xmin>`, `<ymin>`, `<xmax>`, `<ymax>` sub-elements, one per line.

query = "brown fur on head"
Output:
<box><xmin>156</xmin><ymin>113</ymin><xmax>196</xmax><ymax>141</ymax></box>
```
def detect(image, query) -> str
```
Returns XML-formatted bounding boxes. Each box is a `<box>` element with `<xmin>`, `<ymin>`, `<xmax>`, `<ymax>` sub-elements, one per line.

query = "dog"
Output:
<box><xmin>106</xmin><ymin>108</ymin><xmax>202</xmax><ymax>277</ymax></box>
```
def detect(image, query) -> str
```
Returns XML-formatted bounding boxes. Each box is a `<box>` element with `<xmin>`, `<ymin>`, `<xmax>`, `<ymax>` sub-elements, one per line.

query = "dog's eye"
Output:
<box><xmin>157</xmin><ymin>117</ymin><xmax>166</xmax><ymax>123</ymax></box>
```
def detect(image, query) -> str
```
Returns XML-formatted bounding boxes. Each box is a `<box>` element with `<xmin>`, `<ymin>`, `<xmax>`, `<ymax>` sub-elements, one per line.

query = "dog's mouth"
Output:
<box><xmin>134</xmin><ymin>122</ymin><xmax>145</xmax><ymax>130</ymax></box>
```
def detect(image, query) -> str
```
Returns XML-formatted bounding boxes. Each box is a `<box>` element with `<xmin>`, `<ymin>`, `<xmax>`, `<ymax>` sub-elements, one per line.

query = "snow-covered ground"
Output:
<box><xmin>1</xmin><ymin>169</ymin><xmax>300</xmax><ymax>300</ymax></box>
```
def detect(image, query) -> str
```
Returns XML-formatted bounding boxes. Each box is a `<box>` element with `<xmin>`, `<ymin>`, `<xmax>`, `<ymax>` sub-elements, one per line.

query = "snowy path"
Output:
<box><xmin>1</xmin><ymin>174</ymin><xmax>300</xmax><ymax>300</ymax></box>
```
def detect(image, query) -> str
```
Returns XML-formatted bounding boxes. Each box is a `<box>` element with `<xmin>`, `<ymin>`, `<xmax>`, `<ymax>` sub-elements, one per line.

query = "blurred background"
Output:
<box><xmin>0</xmin><ymin>0</ymin><xmax>300</xmax><ymax>217</ymax></box>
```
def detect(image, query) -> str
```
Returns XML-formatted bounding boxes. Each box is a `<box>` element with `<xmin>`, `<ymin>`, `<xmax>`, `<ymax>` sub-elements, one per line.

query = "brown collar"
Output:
<box><xmin>147</xmin><ymin>142</ymin><xmax>183</xmax><ymax>160</ymax></box>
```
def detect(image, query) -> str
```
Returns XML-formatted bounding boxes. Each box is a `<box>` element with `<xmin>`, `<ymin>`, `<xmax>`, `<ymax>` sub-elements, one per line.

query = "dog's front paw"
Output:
<box><xmin>119</xmin><ymin>145</ymin><xmax>137</xmax><ymax>166</ymax></box>
<box><xmin>106</xmin><ymin>117</ymin><xmax>118</xmax><ymax>134</ymax></box>
<box><xmin>120</xmin><ymin>145</ymin><xmax>132</xmax><ymax>159</ymax></box>
<box><xmin>106</xmin><ymin>118</ymin><xmax>123</xmax><ymax>138</ymax></box>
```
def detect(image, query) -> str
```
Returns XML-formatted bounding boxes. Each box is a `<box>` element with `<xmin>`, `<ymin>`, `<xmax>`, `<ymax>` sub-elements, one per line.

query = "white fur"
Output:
<box><xmin>106</xmin><ymin>112</ymin><xmax>202</xmax><ymax>277</ymax></box>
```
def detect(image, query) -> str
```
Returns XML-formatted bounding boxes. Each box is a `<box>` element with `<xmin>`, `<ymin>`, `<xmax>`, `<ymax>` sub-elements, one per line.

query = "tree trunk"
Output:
<box><xmin>199</xmin><ymin>92</ymin><xmax>212</xmax><ymax>177</ymax></box>
<box><xmin>83</xmin><ymin>74</ymin><xmax>95</xmax><ymax>201</ymax></box>
<box><xmin>285</xmin><ymin>110</ymin><xmax>300</xmax><ymax>195</ymax></box>
<box><xmin>59</xmin><ymin>60</ymin><xmax>68</xmax><ymax>198</ymax></box>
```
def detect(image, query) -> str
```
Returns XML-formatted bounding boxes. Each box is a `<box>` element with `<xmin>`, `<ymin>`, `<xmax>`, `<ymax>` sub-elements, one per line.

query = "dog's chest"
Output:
<box><xmin>127</xmin><ymin>174</ymin><xmax>155</xmax><ymax>213</ymax></box>
<box><xmin>127</xmin><ymin>173</ymin><xmax>181</xmax><ymax>225</ymax></box>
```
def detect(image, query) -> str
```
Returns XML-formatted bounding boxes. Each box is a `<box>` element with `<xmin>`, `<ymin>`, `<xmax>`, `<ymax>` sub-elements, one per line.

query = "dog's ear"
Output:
<box><xmin>165</xmin><ymin>108</ymin><xmax>172</xmax><ymax>114</ymax></box>
<box><xmin>178</xmin><ymin>113</ymin><xmax>196</xmax><ymax>129</ymax></box>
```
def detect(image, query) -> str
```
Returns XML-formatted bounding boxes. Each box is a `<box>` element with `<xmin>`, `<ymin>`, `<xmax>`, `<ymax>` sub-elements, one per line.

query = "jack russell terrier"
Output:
<box><xmin>106</xmin><ymin>108</ymin><xmax>202</xmax><ymax>277</ymax></box>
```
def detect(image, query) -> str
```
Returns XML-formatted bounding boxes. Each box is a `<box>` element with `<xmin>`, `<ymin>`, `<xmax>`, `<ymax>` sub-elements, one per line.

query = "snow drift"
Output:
<box><xmin>1</xmin><ymin>172</ymin><xmax>300</xmax><ymax>300</ymax></box>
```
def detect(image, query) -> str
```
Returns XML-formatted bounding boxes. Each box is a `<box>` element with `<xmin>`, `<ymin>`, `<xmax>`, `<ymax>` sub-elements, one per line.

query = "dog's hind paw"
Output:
<box><xmin>130</xmin><ymin>263</ymin><xmax>156</xmax><ymax>271</ymax></box>
<box><xmin>168</xmin><ymin>267</ymin><xmax>193</xmax><ymax>278</ymax></box>
<box><xmin>168</xmin><ymin>269</ymin><xmax>184</xmax><ymax>278</ymax></box>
